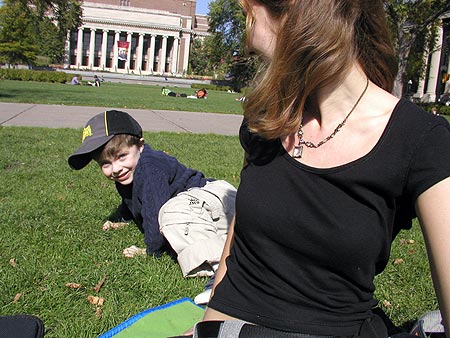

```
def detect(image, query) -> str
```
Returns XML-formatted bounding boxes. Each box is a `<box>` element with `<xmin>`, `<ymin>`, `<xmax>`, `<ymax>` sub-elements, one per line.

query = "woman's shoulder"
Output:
<box><xmin>390</xmin><ymin>99</ymin><xmax>450</xmax><ymax>136</ymax></box>
<box><xmin>239</xmin><ymin>120</ymin><xmax>282</xmax><ymax>164</ymax></box>
<box><xmin>384</xmin><ymin>100</ymin><xmax>450</xmax><ymax>170</ymax></box>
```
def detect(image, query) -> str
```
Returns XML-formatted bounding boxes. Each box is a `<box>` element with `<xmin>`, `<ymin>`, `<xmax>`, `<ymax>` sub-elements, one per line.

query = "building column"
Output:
<box><xmin>414</xmin><ymin>49</ymin><xmax>432</xmax><ymax>100</ymax></box>
<box><xmin>76</xmin><ymin>27</ymin><xmax>84</xmax><ymax>67</ymax></box>
<box><xmin>181</xmin><ymin>32</ymin><xmax>191</xmax><ymax>74</ymax></box>
<box><xmin>159</xmin><ymin>35</ymin><xmax>168</xmax><ymax>74</ymax></box>
<box><xmin>88</xmin><ymin>28</ymin><xmax>96</xmax><ymax>69</ymax></box>
<box><xmin>63</xmin><ymin>31</ymin><xmax>70</xmax><ymax>68</ymax></box>
<box><xmin>113</xmin><ymin>31</ymin><xmax>120</xmax><ymax>71</ymax></box>
<box><xmin>149</xmin><ymin>34</ymin><xmax>156</xmax><ymax>73</ymax></box>
<box><xmin>424</xmin><ymin>25</ymin><xmax>443</xmax><ymax>102</ymax></box>
<box><xmin>171</xmin><ymin>37</ymin><xmax>179</xmax><ymax>74</ymax></box>
<box><xmin>126</xmin><ymin>31</ymin><xmax>132</xmax><ymax>72</ymax></box>
<box><xmin>415</xmin><ymin>72</ymin><xmax>427</xmax><ymax>99</ymax></box>
<box><xmin>137</xmin><ymin>33</ymin><xmax>144</xmax><ymax>73</ymax></box>
<box><xmin>101</xmin><ymin>30</ymin><xmax>108</xmax><ymax>70</ymax></box>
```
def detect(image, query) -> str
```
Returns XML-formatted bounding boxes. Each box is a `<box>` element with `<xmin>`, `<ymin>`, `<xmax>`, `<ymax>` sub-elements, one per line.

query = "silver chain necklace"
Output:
<box><xmin>293</xmin><ymin>78</ymin><xmax>369</xmax><ymax>159</ymax></box>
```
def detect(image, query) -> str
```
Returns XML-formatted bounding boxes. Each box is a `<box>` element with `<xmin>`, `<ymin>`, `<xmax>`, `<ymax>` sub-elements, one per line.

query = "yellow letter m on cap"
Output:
<box><xmin>82</xmin><ymin>125</ymin><xmax>93</xmax><ymax>142</ymax></box>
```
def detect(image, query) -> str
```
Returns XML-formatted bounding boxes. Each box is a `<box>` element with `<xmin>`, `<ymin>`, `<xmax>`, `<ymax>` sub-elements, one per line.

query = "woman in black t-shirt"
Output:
<box><xmin>192</xmin><ymin>1</ymin><xmax>450</xmax><ymax>337</ymax></box>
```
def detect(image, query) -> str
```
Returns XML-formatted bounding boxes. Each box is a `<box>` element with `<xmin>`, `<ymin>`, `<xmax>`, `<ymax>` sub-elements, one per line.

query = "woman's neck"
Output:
<box><xmin>309</xmin><ymin>66</ymin><xmax>369</xmax><ymax>128</ymax></box>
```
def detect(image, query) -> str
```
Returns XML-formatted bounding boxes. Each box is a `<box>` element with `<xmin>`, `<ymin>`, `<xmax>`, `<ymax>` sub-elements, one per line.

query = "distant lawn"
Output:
<box><xmin>0</xmin><ymin>79</ymin><xmax>244</xmax><ymax>115</ymax></box>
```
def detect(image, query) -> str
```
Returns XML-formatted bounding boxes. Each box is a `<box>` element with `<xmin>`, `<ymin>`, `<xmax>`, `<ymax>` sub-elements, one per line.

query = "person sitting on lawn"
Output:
<box><xmin>71</xmin><ymin>76</ymin><xmax>81</xmax><ymax>85</ymax></box>
<box><xmin>88</xmin><ymin>75</ymin><xmax>101</xmax><ymax>87</ymax></box>
<box><xmin>68</xmin><ymin>110</ymin><xmax>236</xmax><ymax>278</ymax></box>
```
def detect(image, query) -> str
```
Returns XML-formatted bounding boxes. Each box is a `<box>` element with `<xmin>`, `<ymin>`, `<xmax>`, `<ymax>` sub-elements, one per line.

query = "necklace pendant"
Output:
<box><xmin>293</xmin><ymin>145</ymin><xmax>303</xmax><ymax>158</ymax></box>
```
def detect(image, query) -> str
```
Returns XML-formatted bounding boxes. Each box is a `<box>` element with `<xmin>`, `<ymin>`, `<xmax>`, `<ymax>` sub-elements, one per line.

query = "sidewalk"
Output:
<box><xmin>0</xmin><ymin>102</ymin><xmax>243</xmax><ymax>136</ymax></box>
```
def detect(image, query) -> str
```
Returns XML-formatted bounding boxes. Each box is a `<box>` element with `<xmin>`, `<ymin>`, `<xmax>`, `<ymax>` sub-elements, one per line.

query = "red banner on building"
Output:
<box><xmin>117</xmin><ymin>41</ymin><xmax>130</xmax><ymax>61</ymax></box>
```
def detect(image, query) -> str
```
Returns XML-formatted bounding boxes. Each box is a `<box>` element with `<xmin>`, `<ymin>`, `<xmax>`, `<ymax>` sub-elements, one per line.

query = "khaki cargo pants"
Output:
<box><xmin>158</xmin><ymin>180</ymin><xmax>236</xmax><ymax>277</ymax></box>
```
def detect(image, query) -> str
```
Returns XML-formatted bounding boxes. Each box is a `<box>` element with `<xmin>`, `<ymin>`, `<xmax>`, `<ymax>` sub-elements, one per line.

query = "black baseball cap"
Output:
<box><xmin>68</xmin><ymin>110</ymin><xmax>143</xmax><ymax>170</ymax></box>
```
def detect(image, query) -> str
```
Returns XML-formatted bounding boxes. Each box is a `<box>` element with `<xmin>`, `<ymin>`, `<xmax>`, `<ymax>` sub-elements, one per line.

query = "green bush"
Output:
<box><xmin>436</xmin><ymin>105</ymin><xmax>450</xmax><ymax>115</ymax></box>
<box><xmin>0</xmin><ymin>68</ymin><xmax>77</xmax><ymax>84</ymax></box>
<box><xmin>414</xmin><ymin>102</ymin><xmax>450</xmax><ymax>115</ymax></box>
<box><xmin>191</xmin><ymin>83</ymin><xmax>233</xmax><ymax>92</ymax></box>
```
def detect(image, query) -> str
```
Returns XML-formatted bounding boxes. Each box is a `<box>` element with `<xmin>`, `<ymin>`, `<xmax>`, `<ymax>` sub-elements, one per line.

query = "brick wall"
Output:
<box><xmin>194</xmin><ymin>15</ymin><xmax>208</xmax><ymax>33</ymax></box>
<box><xmin>85</xmin><ymin>0</ymin><xmax>197</xmax><ymax>17</ymax></box>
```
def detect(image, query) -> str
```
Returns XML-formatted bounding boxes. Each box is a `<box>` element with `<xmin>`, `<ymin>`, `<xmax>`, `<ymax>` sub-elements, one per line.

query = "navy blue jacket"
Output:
<box><xmin>115</xmin><ymin>144</ymin><xmax>209</xmax><ymax>255</ymax></box>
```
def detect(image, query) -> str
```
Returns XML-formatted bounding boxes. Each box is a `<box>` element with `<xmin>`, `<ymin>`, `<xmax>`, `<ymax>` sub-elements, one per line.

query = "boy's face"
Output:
<box><xmin>96</xmin><ymin>144</ymin><xmax>143</xmax><ymax>185</ymax></box>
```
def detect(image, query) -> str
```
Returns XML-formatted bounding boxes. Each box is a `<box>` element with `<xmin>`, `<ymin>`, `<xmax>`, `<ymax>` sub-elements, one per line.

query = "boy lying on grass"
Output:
<box><xmin>68</xmin><ymin>110</ymin><xmax>236</xmax><ymax>279</ymax></box>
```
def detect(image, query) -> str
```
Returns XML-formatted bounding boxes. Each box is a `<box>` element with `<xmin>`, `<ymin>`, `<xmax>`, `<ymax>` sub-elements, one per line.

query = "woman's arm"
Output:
<box><xmin>202</xmin><ymin>215</ymin><xmax>236</xmax><ymax>320</ymax></box>
<box><xmin>201</xmin><ymin>152</ymin><xmax>247</xmax><ymax>320</ymax></box>
<box><xmin>416</xmin><ymin>176</ymin><xmax>450</xmax><ymax>333</ymax></box>
<box><xmin>181</xmin><ymin>216</ymin><xmax>236</xmax><ymax>335</ymax></box>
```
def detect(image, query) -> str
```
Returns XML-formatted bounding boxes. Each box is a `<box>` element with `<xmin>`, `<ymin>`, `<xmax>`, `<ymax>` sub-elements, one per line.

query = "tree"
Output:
<box><xmin>22</xmin><ymin>0</ymin><xmax>82</xmax><ymax>63</ymax></box>
<box><xmin>16</xmin><ymin>0</ymin><xmax>82</xmax><ymax>35</ymax></box>
<box><xmin>0</xmin><ymin>1</ymin><xmax>38</xmax><ymax>65</ymax></box>
<box><xmin>189</xmin><ymin>38</ymin><xmax>212</xmax><ymax>75</ymax></box>
<box><xmin>36</xmin><ymin>17</ymin><xmax>65</xmax><ymax>63</ymax></box>
<box><xmin>384</xmin><ymin>0</ymin><xmax>450</xmax><ymax>98</ymax></box>
<box><xmin>204</xmin><ymin>0</ymin><xmax>246</xmax><ymax>78</ymax></box>
<box><xmin>0</xmin><ymin>0</ymin><xmax>82</xmax><ymax>65</ymax></box>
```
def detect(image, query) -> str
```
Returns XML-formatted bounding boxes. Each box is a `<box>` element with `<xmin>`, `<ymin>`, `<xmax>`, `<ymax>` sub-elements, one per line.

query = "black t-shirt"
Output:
<box><xmin>208</xmin><ymin>99</ymin><xmax>450</xmax><ymax>336</ymax></box>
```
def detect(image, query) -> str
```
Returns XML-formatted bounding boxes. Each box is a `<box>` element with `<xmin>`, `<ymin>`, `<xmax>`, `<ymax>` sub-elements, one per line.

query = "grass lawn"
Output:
<box><xmin>0</xmin><ymin>79</ymin><xmax>441</xmax><ymax>337</ymax></box>
<box><xmin>0</xmin><ymin>80</ymin><xmax>244</xmax><ymax>115</ymax></box>
<box><xmin>0</xmin><ymin>126</ymin><xmax>439</xmax><ymax>337</ymax></box>
<box><xmin>0</xmin><ymin>127</ymin><xmax>242</xmax><ymax>337</ymax></box>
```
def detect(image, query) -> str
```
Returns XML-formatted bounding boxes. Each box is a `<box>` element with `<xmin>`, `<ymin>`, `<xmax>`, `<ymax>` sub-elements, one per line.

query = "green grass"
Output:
<box><xmin>0</xmin><ymin>80</ymin><xmax>244</xmax><ymax>115</ymax></box>
<box><xmin>0</xmin><ymin>126</ymin><xmax>438</xmax><ymax>337</ymax></box>
<box><xmin>0</xmin><ymin>126</ymin><xmax>242</xmax><ymax>337</ymax></box>
<box><xmin>0</xmin><ymin>80</ymin><xmax>440</xmax><ymax>336</ymax></box>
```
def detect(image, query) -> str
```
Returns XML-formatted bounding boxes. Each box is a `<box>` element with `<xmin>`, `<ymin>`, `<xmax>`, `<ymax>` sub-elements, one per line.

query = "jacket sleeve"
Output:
<box><xmin>140</xmin><ymin>168</ymin><xmax>172</xmax><ymax>256</ymax></box>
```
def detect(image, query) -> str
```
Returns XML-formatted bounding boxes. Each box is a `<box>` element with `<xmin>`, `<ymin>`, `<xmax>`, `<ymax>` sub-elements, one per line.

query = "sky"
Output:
<box><xmin>196</xmin><ymin>0</ymin><xmax>211</xmax><ymax>15</ymax></box>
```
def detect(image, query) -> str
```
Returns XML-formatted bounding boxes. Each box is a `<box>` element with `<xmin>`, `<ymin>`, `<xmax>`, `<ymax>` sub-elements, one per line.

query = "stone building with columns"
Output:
<box><xmin>414</xmin><ymin>11</ymin><xmax>450</xmax><ymax>102</ymax></box>
<box><xmin>64</xmin><ymin>0</ymin><xmax>209</xmax><ymax>76</ymax></box>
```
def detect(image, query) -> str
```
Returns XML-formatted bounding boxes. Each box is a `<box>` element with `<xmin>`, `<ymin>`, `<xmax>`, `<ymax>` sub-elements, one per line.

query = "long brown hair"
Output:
<box><xmin>242</xmin><ymin>0</ymin><xmax>397</xmax><ymax>139</ymax></box>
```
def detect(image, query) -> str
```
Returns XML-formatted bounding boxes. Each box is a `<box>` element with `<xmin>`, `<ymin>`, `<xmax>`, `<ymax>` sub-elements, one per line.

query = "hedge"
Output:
<box><xmin>191</xmin><ymin>83</ymin><xmax>233</xmax><ymax>92</ymax></box>
<box><xmin>417</xmin><ymin>102</ymin><xmax>450</xmax><ymax>115</ymax></box>
<box><xmin>435</xmin><ymin>105</ymin><xmax>450</xmax><ymax>115</ymax></box>
<box><xmin>0</xmin><ymin>68</ymin><xmax>79</xmax><ymax>84</ymax></box>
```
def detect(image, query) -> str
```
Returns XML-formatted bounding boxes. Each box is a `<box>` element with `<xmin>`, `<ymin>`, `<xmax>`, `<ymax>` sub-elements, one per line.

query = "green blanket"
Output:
<box><xmin>99</xmin><ymin>298</ymin><xmax>204</xmax><ymax>338</ymax></box>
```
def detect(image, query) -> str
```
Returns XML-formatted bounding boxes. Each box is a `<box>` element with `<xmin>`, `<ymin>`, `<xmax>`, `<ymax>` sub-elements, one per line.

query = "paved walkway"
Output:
<box><xmin>0</xmin><ymin>102</ymin><xmax>243</xmax><ymax>136</ymax></box>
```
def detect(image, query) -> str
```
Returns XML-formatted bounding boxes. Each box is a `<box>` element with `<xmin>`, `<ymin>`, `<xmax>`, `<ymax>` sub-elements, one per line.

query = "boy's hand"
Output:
<box><xmin>123</xmin><ymin>245</ymin><xmax>146</xmax><ymax>257</ymax></box>
<box><xmin>102</xmin><ymin>220</ymin><xmax>129</xmax><ymax>231</ymax></box>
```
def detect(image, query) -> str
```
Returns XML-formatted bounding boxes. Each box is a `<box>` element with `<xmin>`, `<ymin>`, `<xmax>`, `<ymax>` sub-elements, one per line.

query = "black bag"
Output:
<box><xmin>0</xmin><ymin>314</ymin><xmax>44</xmax><ymax>338</ymax></box>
